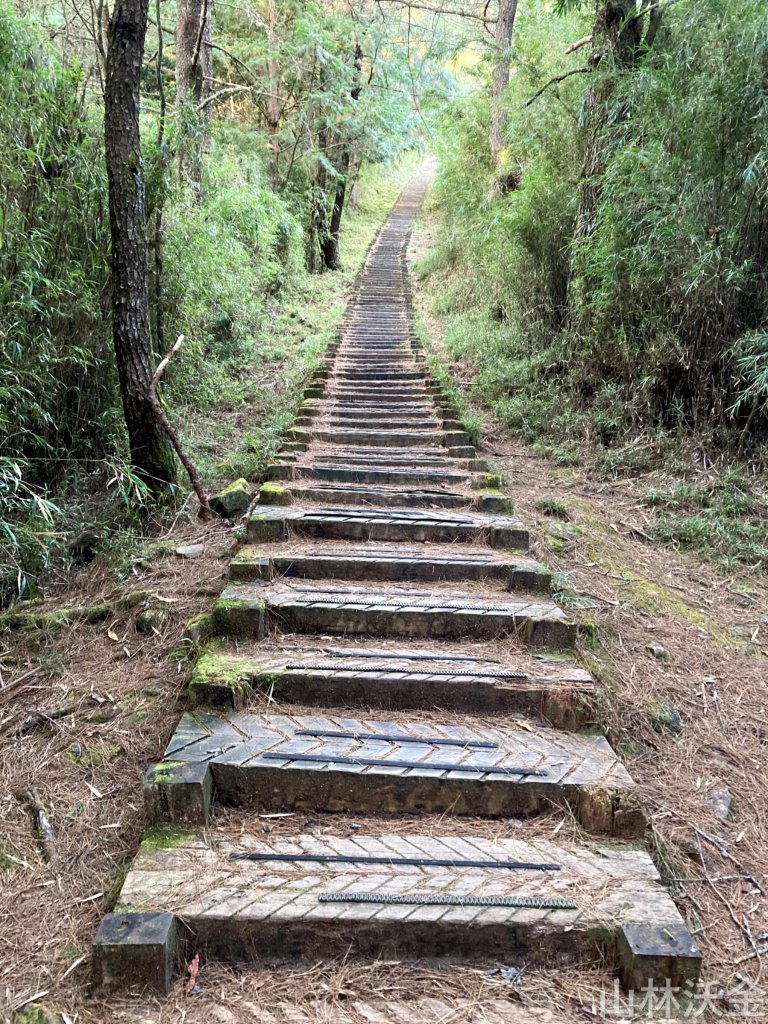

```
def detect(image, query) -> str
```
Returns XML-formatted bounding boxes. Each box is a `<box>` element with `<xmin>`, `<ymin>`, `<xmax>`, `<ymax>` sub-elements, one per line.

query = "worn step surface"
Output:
<box><xmin>231</xmin><ymin>542</ymin><xmax>550</xmax><ymax>589</ymax></box>
<box><xmin>146</xmin><ymin>707</ymin><xmax>641</xmax><ymax>833</ymax></box>
<box><xmin>247</xmin><ymin>505</ymin><xmax>529</xmax><ymax>549</ymax></box>
<box><xmin>94</xmin><ymin>830</ymin><xmax>700</xmax><ymax>991</ymax></box>
<box><xmin>215</xmin><ymin>581</ymin><xmax>575</xmax><ymax>647</ymax></box>
<box><xmin>187</xmin><ymin>640</ymin><xmax>594</xmax><ymax>726</ymax></box>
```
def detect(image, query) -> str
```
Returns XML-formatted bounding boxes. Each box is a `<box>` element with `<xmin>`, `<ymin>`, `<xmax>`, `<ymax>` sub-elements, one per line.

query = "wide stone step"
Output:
<box><xmin>214</xmin><ymin>581</ymin><xmax>575</xmax><ymax>647</ymax></box>
<box><xmin>247</xmin><ymin>506</ymin><xmax>528</xmax><ymax>549</ymax></box>
<box><xmin>311</xmin><ymin>428</ymin><xmax>469</xmax><ymax>447</ymax></box>
<box><xmin>146</xmin><ymin>707</ymin><xmax>641</xmax><ymax>833</ymax></box>
<box><xmin>231</xmin><ymin>543</ymin><xmax>549</xmax><ymax>589</ymax></box>
<box><xmin>269</xmin><ymin>463</ymin><xmax>471</xmax><ymax>487</ymax></box>
<box><xmin>95</xmin><ymin>830</ymin><xmax>700</xmax><ymax>992</ymax></box>
<box><xmin>276</xmin><ymin>482</ymin><xmax>475</xmax><ymax>510</ymax></box>
<box><xmin>187</xmin><ymin>640</ymin><xmax>594</xmax><ymax>727</ymax></box>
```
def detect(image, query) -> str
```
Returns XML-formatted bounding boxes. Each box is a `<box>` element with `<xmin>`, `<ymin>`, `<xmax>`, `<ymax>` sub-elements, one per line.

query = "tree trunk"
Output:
<box><xmin>105</xmin><ymin>0</ymin><xmax>177</xmax><ymax>492</ymax></box>
<box><xmin>573</xmin><ymin>0</ymin><xmax>644</xmax><ymax>240</ymax></box>
<box><xmin>318</xmin><ymin>43</ymin><xmax>362</xmax><ymax>271</ymax></box>
<box><xmin>176</xmin><ymin>0</ymin><xmax>213</xmax><ymax>191</ymax></box>
<box><xmin>489</xmin><ymin>0</ymin><xmax>518</xmax><ymax>170</ymax></box>
<box><xmin>569</xmin><ymin>1</ymin><xmax>658</xmax><ymax>331</ymax></box>
<box><xmin>266</xmin><ymin>0</ymin><xmax>282</xmax><ymax>186</ymax></box>
<box><xmin>321</xmin><ymin>149</ymin><xmax>350</xmax><ymax>271</ymax></box>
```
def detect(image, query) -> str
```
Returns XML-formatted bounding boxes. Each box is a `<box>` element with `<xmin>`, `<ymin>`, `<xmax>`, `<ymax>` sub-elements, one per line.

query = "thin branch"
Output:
<box><xmin>191</xmin><ymin>0</ymin><xmax>209</xmax><ymax>72</ymax></box>
<box><xmin>523</xmin><ymin>66</ymin><xmax>590</xmax><ymax>107</ymax></box>
<box><xmin>149</xmin><ymin>337</ymin><xmax>212</xmax><ymax>520</ymax></box>
<box><xmin>199</xmin><ymin>84</ymin><xmax>251</xmax><ymax>109</ymax></box>
<box><xmin>565</xmin><ymin>34</ymin><xmax>592</xmax><ymax>54</ymax></box>
<box><xmin>373</xmin><ymin>0</ymin><xmax>496</xmax><ymax>23</ymax></box>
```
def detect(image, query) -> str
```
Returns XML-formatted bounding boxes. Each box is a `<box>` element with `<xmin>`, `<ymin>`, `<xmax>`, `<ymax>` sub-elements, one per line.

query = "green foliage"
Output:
<box><xmin>427</xmin><ymin>0</ymin><xmax>768</xmax><ymax>452</ymax></box>
<box><xmin>643</xmin><ymin>472</ymin><xmax>768</xmax><ymax>572</ymax></box>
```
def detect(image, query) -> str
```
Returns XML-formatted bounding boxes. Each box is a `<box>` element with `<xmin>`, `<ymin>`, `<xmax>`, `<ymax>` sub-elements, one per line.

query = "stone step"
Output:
<box><xmin>147</xmin><ymin>707</ymin><xmax>641</xmax><ymax>833</ymax></box>
<box><xmin>311</xmin><ymin>428</ymin><xmax>470</xmax><ymax>447</ymax></box>
<box><xmin>248</xmin><ymin>505</ymin><xmax>528</xmax><ymax>548</ymax></box>
<box><xmin>274</xmin><ymin>482</ymin><xmax>475</xmax><ymax>510</ymax></box>
<box><xmin>214</xmin><ymin>581</ymin><xmax>574</xmax><ymax>647</ymax></box>
<box><xmin>95</xmin><ymin>829</ymin><xmax>700</xmax><ymax>992</ymax></box>
<box><xmin>230</xmin><ymin>543</ymin><xmax>549</xmax><ymax>589</ymax></box>
<box><xmin>269</xmin><ymin>463</ymin><xmax>471</xmax><ymax>487</ymax></box>
<box><xmin>187</xmin><ymin>640</ymin><xmax>594</xmax><ymax>728</ymax></box>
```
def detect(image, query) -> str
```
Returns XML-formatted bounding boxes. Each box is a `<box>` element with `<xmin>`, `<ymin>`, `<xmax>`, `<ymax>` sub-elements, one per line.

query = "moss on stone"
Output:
<box><xmin>183</xmin><ymin>612</ymin><xmax>215</xmax><ymax>645</ymax></box>
<box><xmin>139</xmin><ymin>826</ymin><xmax>196</xmax><ymax>856</ymax></box>
<box><xmin>258</xmin><ymin>482</ymin><xmax>293</xmax><ymax>506</ymax></box>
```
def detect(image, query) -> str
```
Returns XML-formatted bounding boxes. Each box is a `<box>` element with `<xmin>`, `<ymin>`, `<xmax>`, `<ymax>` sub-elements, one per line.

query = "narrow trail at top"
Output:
<box><xmin>92</xmin><ymin>165</ymin><xmax>701</xmax><ymax>1018</ymax></box>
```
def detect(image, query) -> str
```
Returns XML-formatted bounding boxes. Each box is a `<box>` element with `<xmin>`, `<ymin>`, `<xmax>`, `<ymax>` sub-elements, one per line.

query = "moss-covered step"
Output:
<box><xmin>186</xmin><ymin>643</ymin><xmax>595</xmax><ymax>728</ymax></box>
<box><xmin>213</xmin><ymin>581</ymin><xmax>575</xmax><ymax>648</ymax></box>
<box><xmin>229</xmin><ymin>543</ymin><xmax>551</xmax><ymax>590</ymax></box>
<box><xmin>246</xmin><ymin>505</ymin><xmax>529</xmax><ymax>550</ymax></box>
<box><xmin>95</xmin><ymin>830</ymin><xmax>700</xmax><ymax>992</ymax></box>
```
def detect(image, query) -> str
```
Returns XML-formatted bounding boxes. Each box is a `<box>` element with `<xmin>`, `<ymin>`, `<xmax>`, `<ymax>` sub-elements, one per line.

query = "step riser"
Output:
<box><xmin>218</xmin><ymin>601</ymin><xmax>573</xmax><ymax>648</ymax></box>
<box><xmin>189</xmin><ymin>669</ymin><xmax>591</xmax><ymax>730</ymax></box>
<box><xmin>200</xmin><ymin>766</ymin><xmax>633</xmax><ymax>834</ymax></box>
<box><xmin>248</xmin><ymin>517</ymin><xmax>529</xmax><ymax>550</ymax></box>
<box><xmin>280</xmin><ymin>485</ymin><xmax>472</xmax><ymax>509</ymax></box>
<box><xmin>270</xmin><ymin>465</ymin><xmax>470</xmax><ymax>487</ymax></box>
<box><xmin>231</xmin><ymin>554</ymin><xmax>550</xmax><ymax>590</ymax></box>
<box><xmin>312</xmin><ymin>430</ymin><xmax>470</xmax><ymax>446</ymax></box>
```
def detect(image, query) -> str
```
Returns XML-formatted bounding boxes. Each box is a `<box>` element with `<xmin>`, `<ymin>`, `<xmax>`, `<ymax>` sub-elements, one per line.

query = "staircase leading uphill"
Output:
<box><xmin>92</xmin><ymin>166</ymin><xmax>701</xmax><ymax>1015</ymax></box>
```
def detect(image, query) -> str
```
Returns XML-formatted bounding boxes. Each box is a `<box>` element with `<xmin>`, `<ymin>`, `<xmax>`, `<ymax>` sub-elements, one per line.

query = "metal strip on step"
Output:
<box><xmin>322</xmin><ymin>649</ymin><xmax>503</xmax><ymax>664</ymax></box>
<box><xmin>318</xmin><ymin>892</ymin><xmax>577</xmax><ymax>910</ymax></box>
<box><xmin>286</xmin><ymin>663</ymin><xmax>529</xmax><ymax>680</ymax></box>
<box><xmin>261</xmin><ymin>751</ymin><xmax>546</xmax><ymax>777</ymax></box>
<box><xmin>293</xmin><ymin>729</ymin><xmax>498</xmax><ymax>748</ymax></box>
<box><xmin>229</xmin><ymin>852</ymin><xmax>559</xmax><ymax>871</ymax></box>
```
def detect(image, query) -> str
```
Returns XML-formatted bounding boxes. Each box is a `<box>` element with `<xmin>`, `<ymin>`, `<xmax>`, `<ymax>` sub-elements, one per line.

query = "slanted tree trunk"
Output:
<box><xmin>105</xmin><ymin>0</ymin><xmax>177</xmax><ymax>491</ymax></box>
<box><xmin>489</xmin><ymin>0</ymin><xmax>518</xmax><ymax>170</ymax></box>
<box><xmin>175</xmin><ymin>0</ymin><xmax>213</xmax><ymax>191</ymax></box>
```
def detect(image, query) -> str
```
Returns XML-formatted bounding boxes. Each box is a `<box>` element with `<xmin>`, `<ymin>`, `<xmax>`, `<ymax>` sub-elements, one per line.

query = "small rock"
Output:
<box><xmin>175</xmin><ymin>543</ymin><xmax>205</xmax><ymax>559</ymax></box>
<box><xmin>647</xmin><ymin>701</ymin><xmax>682</xmax><ymax>735</ymax></box>
<box><xmin>646</xmin><ymin>641</ymin><xmax>668</xmax><ymax>661</ymax></box>
<box><xmin>210</xmin><ymin>478</ymin><xmax>251</xmax><ymax>519</ymax></box>
<box><xmin>707</xmin><ymin>787</ymin><xmax>733</xmax><ymax>822</ymax></box>
<box><xmin>135</xmin><ymin>605</ymin><xmax>172</xmax><ymax>635</ymax></box>
<box><xmin>14</xmin><ymin>1002</ymin><xmax>59</xmax><ymax>1024</ymax></box>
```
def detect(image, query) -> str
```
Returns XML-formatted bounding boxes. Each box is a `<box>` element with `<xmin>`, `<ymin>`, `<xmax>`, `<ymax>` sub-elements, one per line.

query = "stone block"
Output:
<box><xmin>91</xmin><ymin>912</ymin><xmax>177</xmax><ymax>994</ymax></box>
<box><xmin>618</xmin><ymin>922</ymin><xmax>701</xmax><ymax>992</ymax></box>
<box><xmin>143</xmin><ymin>760</ymin><xmax>213</xmax><ymax>825</ymax></box>
<box><xmin>210</xmin><ymin>478</ymin><xmax>251</xmax><ymax>519</ymax></box>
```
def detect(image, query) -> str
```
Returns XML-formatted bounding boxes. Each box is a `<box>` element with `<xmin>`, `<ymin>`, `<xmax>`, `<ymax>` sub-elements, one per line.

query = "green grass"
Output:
<box><xmin>642</xmin><ymin>472</ymin><xmax>768</xmax><ymax>573</ymax></box>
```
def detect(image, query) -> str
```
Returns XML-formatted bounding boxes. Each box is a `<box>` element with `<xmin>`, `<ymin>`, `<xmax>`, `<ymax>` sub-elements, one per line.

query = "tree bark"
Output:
<box><xmin>266</xmin><ymin>0</ymin><xmax>282</xmax><ymax>186</ymax></box>
<box><xmin>569</xmin><ymin>1</ymin><xmax>659</xmax><ymax>331</ymax></box>
<box><xmin>318</xmin><ymin>43</ymin><xmax>363</xmax><ymax>271</ymax></box>
<box><xmin>489</xmin><ymin>0</ymin><xmax>518</xmax><ymax>169</ymax></box>
<box><xmin>573</xmin><ymin>0</ymin><xmax>645</xmax><ymax>240</ymax></box>
<box><xmin>105</xmin><ymin>0</ymin><xmax>177</xmax><ymax>492</ymax></box>
<box><xmin>176</xmin><ymin>0</ymin><xmax>213</xmax><ymax>191</ymax></box>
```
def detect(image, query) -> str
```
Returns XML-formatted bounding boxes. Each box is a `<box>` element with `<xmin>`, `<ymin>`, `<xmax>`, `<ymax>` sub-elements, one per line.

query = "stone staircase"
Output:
<box><xmin>92</xmin><ymin>167</ymin><xmax>701</xmax><ymax>1011</ymax></box>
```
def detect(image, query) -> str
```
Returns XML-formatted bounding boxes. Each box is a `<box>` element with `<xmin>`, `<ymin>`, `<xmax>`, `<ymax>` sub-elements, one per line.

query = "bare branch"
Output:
<box><xmin>523</xmin><ymin>66</ymin><xmax>590</xmax><ymax>107</ymax></box>
<box><xmin>565</xmin><ymin>34</ymin><xmax>592</xmax><ymax>54</ymax></box>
